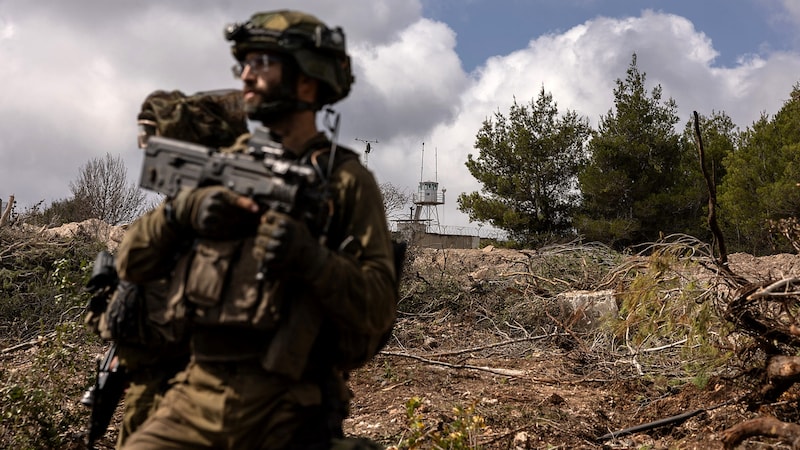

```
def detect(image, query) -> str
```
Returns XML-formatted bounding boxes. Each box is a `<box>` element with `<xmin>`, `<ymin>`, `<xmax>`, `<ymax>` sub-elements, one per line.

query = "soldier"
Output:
<box><xmin>84</xmin><ymin>88</ymin><xmax>248</xmax><ymax>448</ymax></box>
<box><xmin>119</xmin><ymin>9</ymin><xmax>398</xmax><ymax>450</ymax></box>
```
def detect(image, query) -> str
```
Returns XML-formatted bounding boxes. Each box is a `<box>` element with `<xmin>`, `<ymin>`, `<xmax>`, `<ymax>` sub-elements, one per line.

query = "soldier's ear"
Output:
<box><xmin>296</xmin><ymin>74</ymin><xmax>319</xmax><ymax>104</ymax></box>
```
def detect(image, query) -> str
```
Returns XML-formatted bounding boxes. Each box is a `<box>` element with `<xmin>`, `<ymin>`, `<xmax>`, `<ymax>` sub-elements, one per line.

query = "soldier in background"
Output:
<box><xmin>84</xmin><ymin>88</ymin><xmax>248</xmax><ymax>448</ymax></box>
<box><xmin>119</xmin><ymin>10</ymin><xmax>397</xmax><ymax>449</ymax></box>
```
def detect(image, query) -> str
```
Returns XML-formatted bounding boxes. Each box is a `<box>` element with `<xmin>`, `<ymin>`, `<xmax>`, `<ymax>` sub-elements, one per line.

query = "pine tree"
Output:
<box><xmin>458</xmin><ymin>87</ymin><xmax>591</xmax><ymax>245</ymax></box>
<box><xmin>576</xmin><ymin>54</ymin><xmax>683</xmax><ymax>247</ymax></box>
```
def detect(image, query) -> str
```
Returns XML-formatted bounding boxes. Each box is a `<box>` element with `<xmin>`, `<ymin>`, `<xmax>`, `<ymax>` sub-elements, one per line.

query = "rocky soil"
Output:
<box><xmin>343</xmin><ymin>248</ymin><xmax>800</xmax><ymax>449</ymax></box>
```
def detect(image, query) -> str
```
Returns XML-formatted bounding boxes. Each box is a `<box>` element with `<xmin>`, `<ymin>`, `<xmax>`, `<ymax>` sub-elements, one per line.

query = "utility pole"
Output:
<box><xmin>355</xmin><ymin>137</ymin><xmax>379</xmax><ymax>167</ymax></box>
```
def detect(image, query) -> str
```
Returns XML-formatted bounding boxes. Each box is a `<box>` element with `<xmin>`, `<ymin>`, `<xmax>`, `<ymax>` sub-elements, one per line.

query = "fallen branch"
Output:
<box><xmin>429</xmin><ymin>331</ymin><xmax>564</xmax><ymax>357</ymax></box>
<box><xmin>379</xmin><ymin>350</ymin><xmax>527</xmax><ymax>377</ymax></box>
<box><xmin>755</xmin><ymin>355</ymin><xmax>800</xmax><ymax>405</ymax></box>
<box><xmin>721</xmin><ymin>416</ymin><xmax>800</xmax><ymax>450</ymax></box>
<box><xmin>1</xmin><ymin>332</ymin><xmax>56</xmax><ymax>355</ymax></box>
<box><xmin>597</xmin><ymin>399</ymin><xmax>734</xmax><ymax>442</ymax></box>
<box><xmin>748</xmin><ymin>277</ymin><xmax>800</xmax><ymax>299</ymax></box>
<box><xmin>640</xmin><ymin>338</ymin><xmax>688</xmax><ymax>353</ymax></box>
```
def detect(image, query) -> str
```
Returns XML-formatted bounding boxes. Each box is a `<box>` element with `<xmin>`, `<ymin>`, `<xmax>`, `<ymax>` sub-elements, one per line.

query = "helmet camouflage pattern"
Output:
<box><xmin>225</xmin><ymin>10</ymin><xmax>354</xmax><ymax>106</ymax></box>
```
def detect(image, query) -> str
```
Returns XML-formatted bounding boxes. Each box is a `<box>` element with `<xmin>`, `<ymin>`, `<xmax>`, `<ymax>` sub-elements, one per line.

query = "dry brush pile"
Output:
<box><xmin>379</xmin><ymin>234</ymin><xmax>800</xmax><ymax>448</ymax></box>
<box><xmin>3</xmin><ymin>221</ymin><xmax>800</xmax><ymax>448</ymax></box>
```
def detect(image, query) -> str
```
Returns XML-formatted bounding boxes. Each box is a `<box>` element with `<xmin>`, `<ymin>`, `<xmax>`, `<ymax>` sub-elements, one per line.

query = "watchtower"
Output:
<box><xmin>411</xmin><ymin>143</ymin><xmax>445</xmax><ymax>229</ymax></box>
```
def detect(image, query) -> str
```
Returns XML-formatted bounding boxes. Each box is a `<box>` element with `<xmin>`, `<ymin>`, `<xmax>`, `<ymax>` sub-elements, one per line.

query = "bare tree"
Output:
<box><xmin>70</xmin><ymin>153</ymin><xmax>146</xmax><ymax>225</ymax></box>
<box><xmin>380</xmin><ymin>182</ymin><xmax>410</xmax><ymax>220</ymax></box>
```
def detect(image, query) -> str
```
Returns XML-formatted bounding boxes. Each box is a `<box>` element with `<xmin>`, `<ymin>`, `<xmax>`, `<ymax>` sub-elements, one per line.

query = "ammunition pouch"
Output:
<box><xmin>99</xmin><ymin>278</ymin><xmax>188</xmax><ymax>347</ymax></box>
<box><xmin>178</xmin><ymin>237</ymin><xmax>283</xmax><ymax>330</ymax></box>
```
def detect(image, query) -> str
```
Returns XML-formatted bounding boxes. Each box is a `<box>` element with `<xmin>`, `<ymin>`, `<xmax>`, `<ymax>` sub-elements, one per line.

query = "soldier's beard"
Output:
<box><xmin>245</xmin><ymin>86</ymin><xmax>298</xmax><ymax>126</ymax></box>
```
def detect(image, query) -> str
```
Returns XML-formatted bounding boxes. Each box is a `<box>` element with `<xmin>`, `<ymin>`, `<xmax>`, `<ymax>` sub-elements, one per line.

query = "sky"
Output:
<box><xmin>3</xmin><ymin>0</ymin><xmax>800</xmax><ymax>236</ymax></box>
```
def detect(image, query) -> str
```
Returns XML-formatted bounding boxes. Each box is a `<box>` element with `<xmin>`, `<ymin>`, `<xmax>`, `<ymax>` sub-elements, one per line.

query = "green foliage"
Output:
<box><xmin>22</xmin><ymin>197</ymin><xmax>92</xmax><ymax>228</ymax></box>
<box><xmin>0</xmin><ymin>226</ymin><xmax>105</xmax><ymax>448</ymax></box>
<box><xmin>0</xmin><ymin>324</ymin><xmax>99</xmax><ymax>450</ymax></box>
<box><xmin>577</xmin><ymin>54</ymin><xmax>690</xmax><ymax>248</ymax></box>
<box><xmin>392</xmin><ymin>396</ymin><xmax>486</xmax><ymax>450</ymax></box>
<box><xmin>718</xmin><ymin>84</ymin><xmax>800</xmax><ymax>254</ymax></box>
<box><xmin>608</xmin><ymin>236</ymin><xmax>733</xmax><ymax>381</ymax></box>
<box><xmin>458</xmin><ymin>87</ymin><xmax>591</xmax><ymax>246</ymax></box>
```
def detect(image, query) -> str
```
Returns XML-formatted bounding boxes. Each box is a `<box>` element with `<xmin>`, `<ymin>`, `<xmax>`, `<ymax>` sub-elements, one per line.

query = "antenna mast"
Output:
<box><xmin>420</xmin><ymin>142</ymin><xmax>424</xmax><ymax>182</ymax></box>
<box><xmin>435</xmin><ymin>146</ymin><xmax>438</xmax><ymax>182</ymax></box>
<box><xmin>354</xmin><ymin>137</ymin><xmax>379</xmax><ymax>167</ymax></box>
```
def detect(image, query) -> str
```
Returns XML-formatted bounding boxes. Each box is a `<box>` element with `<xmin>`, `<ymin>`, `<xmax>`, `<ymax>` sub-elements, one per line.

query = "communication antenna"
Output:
<box><xmin>355</xmin><ymin>137</ymin><xmax>379</xmax><ymax>167</ymax></box>
<box><xmin>435</xmin><ymin>146</ymin><xmax>438</xmax><ymax>182</ymax></box>
<box><xmin>420</xmin><ymin>142</ymin><xmax>424</xmax><ymax>182</ymax></box>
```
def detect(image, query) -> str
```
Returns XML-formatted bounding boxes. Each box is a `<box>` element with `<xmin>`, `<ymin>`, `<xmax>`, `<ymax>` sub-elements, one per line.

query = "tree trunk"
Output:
<box><xmin>0</xmin><ymin>195</ymin><xmax>14</xmax><ymax>227</ymax></box>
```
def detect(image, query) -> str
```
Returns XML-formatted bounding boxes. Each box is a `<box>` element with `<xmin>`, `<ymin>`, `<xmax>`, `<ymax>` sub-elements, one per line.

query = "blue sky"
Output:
<box><xmin>2</xmin><ymin>0</ymin><xmax>800</xmax><ymax>233</ymax></box>
<box><xmin>424</xmin><ymin>0</ymin><xmax>796</xmax><ymax>71</ymax></box>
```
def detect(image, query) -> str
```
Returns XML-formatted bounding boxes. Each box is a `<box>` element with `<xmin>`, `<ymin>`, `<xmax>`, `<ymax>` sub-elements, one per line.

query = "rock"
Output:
<box><xmin>557</xmin><ymin>289</ymin><xmax>618</xmax><ymax>329</ymax></box>
<box><xmin>469</xmin><ymin>266</ymin><xmax>496</xmax><ymax>281</ymax></box>
<box><xmin>513</xmin><ymin>431</ymin><xmax>529</xmax><ymax>449</ymax></box>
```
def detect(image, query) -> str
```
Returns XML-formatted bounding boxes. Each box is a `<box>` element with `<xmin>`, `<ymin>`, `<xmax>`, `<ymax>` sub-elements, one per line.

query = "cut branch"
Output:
<box><xmin>379</xmin><ymin>350</ymin><xmax>527</xmax><ymax>377</ymax></box>
<box><xmin>721</xmin><ymin>416</ymin><xmax>800</xmax><ymax>450</ymax></box>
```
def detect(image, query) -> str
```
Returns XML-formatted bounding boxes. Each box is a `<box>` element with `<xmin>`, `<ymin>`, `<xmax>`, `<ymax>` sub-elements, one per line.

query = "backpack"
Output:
<box><xmin>137</xmin><ymin>89</ymin><xmax>249</xmax><ymax>149</ymax></box>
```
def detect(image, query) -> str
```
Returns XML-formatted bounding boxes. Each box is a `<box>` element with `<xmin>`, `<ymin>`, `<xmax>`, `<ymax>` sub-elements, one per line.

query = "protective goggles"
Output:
<box><xmin>231</xmin><ymin>54</ymin><xmax>281</xmax><ymax>78</ymax></box>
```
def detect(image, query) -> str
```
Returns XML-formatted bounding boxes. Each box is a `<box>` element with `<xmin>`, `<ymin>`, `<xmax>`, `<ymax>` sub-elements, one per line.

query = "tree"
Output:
<box><xmin>69</xmin><ymin>153</ymin><xmax>146</xmax><ymax>225</ymax></box>
<box><xmin>576</xmin><ymin>54</ymin><xmax>684</xmax><ymax>247</ymax></box>
<box><xmin>458</xmin><ymin>87</ymin><xmax>591</xmax><ymax>245</ymax></box>
<box><xmin>380</xmin><ymin>182</ymin><xmax>411</xmax><ymax>220</ymax></box>
<box><xmin>718</xmin><ymin>84</ymin><xmax>800</xmax><ymax>254</ymax></box>
<box><xmin>672</xmin><ymin>111</ymin><xmax>739</xmax><ymax>241</ymax></box>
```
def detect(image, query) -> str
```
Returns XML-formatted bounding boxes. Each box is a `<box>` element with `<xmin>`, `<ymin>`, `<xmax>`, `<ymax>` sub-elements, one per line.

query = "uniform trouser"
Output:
<box><xmin>115</xmin><ymin>350</ymin><xmax>190</xmax><ymax>449</ymax></box>
<box><xmin>121</xmin><ymin>360</ymin><xmax>339</xmax><ymax>450</ymax></box>
<box><xmin>116</xmin><ymin>375</ymin><xmax>164</xmax><ymax>448</ymax></box>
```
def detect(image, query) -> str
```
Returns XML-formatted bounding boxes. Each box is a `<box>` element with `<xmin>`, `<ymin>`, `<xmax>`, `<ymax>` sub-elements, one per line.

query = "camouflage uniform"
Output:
<box><xmin>84</xmin><ymin>89</ymin><xmax>248</xmax><ymax>449</ymax></box>
<box><xmin>119</xmin><ymin>11</ymin><xmax>397</xmax><ymax>449</ymax></box>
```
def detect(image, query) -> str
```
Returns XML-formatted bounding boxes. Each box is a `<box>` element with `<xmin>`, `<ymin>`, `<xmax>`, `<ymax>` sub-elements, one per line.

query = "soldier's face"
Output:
<box><xmin>239</xmin><ymin>51</ymin><xmax>283</xmax><ymax>110</ymax></box>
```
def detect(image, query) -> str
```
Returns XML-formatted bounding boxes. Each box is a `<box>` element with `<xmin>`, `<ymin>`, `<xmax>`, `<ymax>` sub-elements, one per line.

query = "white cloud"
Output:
<box><xmin>0</xmin><ymin>18</ymin><xmax>15</xmax><ymax>40</ymax></box>
<box><xmin>362</xmin><ymin>9</ymin><xmax>800</xmax><ymax>231</ymax></box>
<box><xmin>3</xmin><ymin>1</ymin><xmax>800</xmax><ymax>234</ymax></box>
<box><xmin>778</xmin><ymin>0</ymin><xmax>800</xmax><ymax>25</ymax></box>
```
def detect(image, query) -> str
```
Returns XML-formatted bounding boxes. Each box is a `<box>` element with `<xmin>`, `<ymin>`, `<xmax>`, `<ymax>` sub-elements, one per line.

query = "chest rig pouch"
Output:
<box><xmin>175</xmin><ymin>236</ymin><xmax>283</xmax><ymax>330</ymax></box>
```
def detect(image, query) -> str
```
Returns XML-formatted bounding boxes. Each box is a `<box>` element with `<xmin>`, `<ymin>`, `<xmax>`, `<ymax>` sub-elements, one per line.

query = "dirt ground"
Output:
<box><xmin>10</xmin><ymin>244</ymin><xmax>800</xmax><ymax>449</ymax></box>
<box><xmin>342</xmin><ymin>249</ymin><xmax>800</xmax><ymax>450</ymax></box>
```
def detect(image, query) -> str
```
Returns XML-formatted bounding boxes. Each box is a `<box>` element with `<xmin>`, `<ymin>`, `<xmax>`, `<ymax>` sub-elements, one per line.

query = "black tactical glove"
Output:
<box><xmin>253</xmin><ymin>210</ymin><xmax>328</xmax><ymax>278</ymax></box>
<box><xmin>169</xmin><ymin>186</ymin><xmax>258</xmax><ymax>238</ymax></box>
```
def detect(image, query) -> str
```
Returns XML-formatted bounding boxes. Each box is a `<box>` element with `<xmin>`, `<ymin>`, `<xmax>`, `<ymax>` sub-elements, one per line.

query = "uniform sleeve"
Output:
<box><xmin>310</xmin><ymin>159</ymin><xmax>398</xmax><ymax>336</ymax></box>
<box><xmin>115</xmin><ymin>202</ymin><xmax>187</xmax><ymax>283</ymax></box>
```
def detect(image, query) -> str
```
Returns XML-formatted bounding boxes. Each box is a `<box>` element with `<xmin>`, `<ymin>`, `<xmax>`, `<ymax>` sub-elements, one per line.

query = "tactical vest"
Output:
<box><xmin>161</xmin><ymin>132</ymin><xmax>362</xmax><ymax>371</ymax></box>
<box><xmin>173</xmin><ymin>236</ymin><xmax>283</xmax><ymax>330</ymax></box>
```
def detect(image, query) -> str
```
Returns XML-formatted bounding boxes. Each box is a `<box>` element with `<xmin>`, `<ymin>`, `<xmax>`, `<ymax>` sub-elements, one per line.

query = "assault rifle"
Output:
<box><xmin>81</xmin><ymin>251</ymin><xmax>126</xmax><ymax>449</ymax></box>
<box><xmin>139</xmin><ymin>130</ymin><xmax>332</xmax><ymax>278</ymax></box>
<box><xmin>140</xmin><ymin>130</ymin><xmax>329</xmax><ymax>224</ymax></box>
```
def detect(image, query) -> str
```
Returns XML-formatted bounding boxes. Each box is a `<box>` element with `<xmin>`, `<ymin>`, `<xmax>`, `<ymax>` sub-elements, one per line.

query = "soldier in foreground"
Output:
<box><xmin>119</xmin><ymin>10</ymin><xmax>398</xmax><ymax>449</ymax></box>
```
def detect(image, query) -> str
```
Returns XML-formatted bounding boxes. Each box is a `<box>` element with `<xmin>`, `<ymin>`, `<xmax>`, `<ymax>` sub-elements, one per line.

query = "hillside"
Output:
<box><xmin>2</xmin><ymin>226</ymin><xmax>800</xmax><ymax>449</ymax></box>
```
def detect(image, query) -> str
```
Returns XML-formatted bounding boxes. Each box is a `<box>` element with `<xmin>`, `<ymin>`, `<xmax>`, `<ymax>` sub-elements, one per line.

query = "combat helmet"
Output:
<box><xmin>225</xmin><ymin>10</ymin><xmax>354</xmax><ymax>118</ymax></box>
